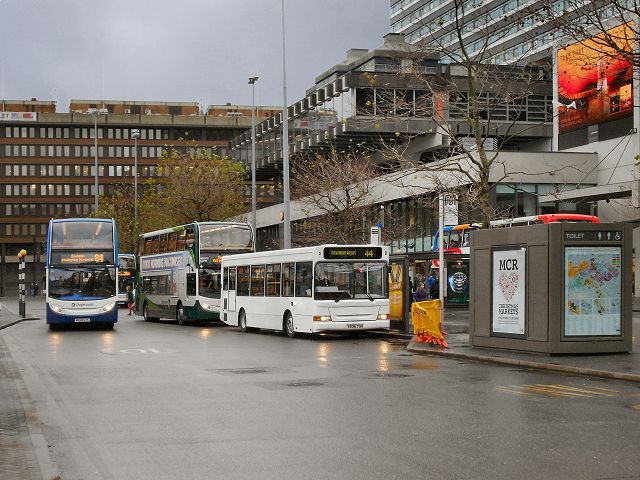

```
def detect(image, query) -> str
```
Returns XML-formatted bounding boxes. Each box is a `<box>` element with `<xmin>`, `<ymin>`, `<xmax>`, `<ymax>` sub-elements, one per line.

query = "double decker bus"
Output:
<box><xmin>220</xmin><ymin>245</ymin><xmax>390</xmax><ymax>337</ymax></box>
<box><xmin>46</xmin><ymin>218</ymin><xmax>119</xmax><ymax>329</ymax></box>
<box><xmin>433</xmin><ymin>214</ymin><xmax>600</xmax><ymax>255</ymax></box>
<box><xmin>137</xmin><ymin>222</ymin><xmax>253</xmax><ymax>324</ymax></box>
<box><xmin>117</xmin><ymin>254</ymin><xmax>136</xmax><ymax>306</ymax></box>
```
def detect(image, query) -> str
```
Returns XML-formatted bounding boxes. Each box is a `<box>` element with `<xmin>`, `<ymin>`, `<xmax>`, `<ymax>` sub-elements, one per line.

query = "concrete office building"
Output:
<box><xmin>0</xmin><ymin>99</ymin><xmax>280</xmax><ymax>295</ymax></box>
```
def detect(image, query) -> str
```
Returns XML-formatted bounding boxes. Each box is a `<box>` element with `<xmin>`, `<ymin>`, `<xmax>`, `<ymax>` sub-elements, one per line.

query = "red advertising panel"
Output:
<box><xmin>557</xmin><ymin>24</ymin><xmax>633</xmax><ymax>134</ymax></box>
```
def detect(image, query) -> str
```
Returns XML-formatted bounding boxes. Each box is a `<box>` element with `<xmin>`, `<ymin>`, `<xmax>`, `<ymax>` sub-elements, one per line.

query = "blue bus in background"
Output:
<box><xmin>46</xmin><ymin>218</ymin><xmax>119</xmax><ymax>329</ymax></box>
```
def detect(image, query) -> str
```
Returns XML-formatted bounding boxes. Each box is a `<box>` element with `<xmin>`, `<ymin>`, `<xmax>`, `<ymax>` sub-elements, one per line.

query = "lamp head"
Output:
<box><xmin>131</xmin><ymin>129</ymin><xmax>141</xmax><ymax>139</ymax></box>
<box><xmin>248</xmin><ymin>76</ymin><xmax>259</xmax><ymax>85</ymax></box>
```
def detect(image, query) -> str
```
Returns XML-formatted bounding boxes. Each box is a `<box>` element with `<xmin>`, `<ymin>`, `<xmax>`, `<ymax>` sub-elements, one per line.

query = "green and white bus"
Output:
<box><xmin>137</xmin><ymin>222</ymin><xmax>254</xmax><ymax>324</ymax></box>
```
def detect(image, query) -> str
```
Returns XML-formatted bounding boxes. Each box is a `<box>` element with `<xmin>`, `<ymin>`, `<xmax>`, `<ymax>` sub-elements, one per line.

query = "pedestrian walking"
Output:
<box><xmin>126</xmin><ymin>285</ymin><xmax>135</xmax><ymax>316</ymax></box>
<box><xmin>429</xmin><ymin>277</ymin><xmax>439</xmax><ymax>300</ymax></box>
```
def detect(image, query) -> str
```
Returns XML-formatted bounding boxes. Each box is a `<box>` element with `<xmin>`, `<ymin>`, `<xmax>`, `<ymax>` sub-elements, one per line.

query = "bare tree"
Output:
<box><xmin>355</xmin><ymin>0</ymin><xmax>563</xmax><ymax>224</ymax></box>
<box><xmin>291</xmin><ymin>149</ymin><xmax>378</xmax><ymax>245</ymax></box>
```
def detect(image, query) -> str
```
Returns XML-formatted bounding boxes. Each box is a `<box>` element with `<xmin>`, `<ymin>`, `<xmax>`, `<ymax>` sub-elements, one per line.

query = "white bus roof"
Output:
<box><xmin>139</xmin><ymin>221</ymin><xmax>251</xmax><ymax>238</ymax></box>
<box><xmin>221</xmin><ymin>244</ymin><xmax>389</xmax><ymax>263</ymax></box>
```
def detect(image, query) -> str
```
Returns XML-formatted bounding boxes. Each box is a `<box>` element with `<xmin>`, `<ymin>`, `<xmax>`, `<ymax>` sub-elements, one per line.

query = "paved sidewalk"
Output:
<box><xmin>0</xmin><ymin>297</ymin><xmax>41</xmax><ymax>330</ymax></box>
<box><xmin>408</xmin><ymin>315</ymin><xmax>640</xmax><ymax>383</ymax></box>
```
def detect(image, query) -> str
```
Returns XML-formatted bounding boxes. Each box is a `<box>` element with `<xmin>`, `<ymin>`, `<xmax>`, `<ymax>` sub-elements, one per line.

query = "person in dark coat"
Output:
<box><xmin>429</xmin><ymin>279</ymin><xmax>440</xmax><ymax>299</ymax></box>
<box><xmin>413</xmin><ymin>283</ymin><xmax>428</xmax><ymax>302</ymax></box>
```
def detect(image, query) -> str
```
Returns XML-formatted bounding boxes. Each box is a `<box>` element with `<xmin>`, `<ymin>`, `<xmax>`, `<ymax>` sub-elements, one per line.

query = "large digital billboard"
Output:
<box><xmin>557</xmin><ymin>24</ymin><xmax>633</xmax><ymax>134</ymax></box>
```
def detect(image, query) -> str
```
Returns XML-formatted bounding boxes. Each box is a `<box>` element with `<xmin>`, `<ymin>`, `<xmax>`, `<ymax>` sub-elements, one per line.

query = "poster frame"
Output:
<box><xmin>490</xmin><ymin>244</ymin><xmax>527</xmax><ymax>339</ymax></box>
<box><xmin>562</xmin><ymin>244</ymin><xmax>623</xmax><ymax>339</ymax></box>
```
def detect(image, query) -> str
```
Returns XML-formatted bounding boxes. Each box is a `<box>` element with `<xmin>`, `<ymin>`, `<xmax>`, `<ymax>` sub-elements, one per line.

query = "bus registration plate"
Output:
<box><xmin>347</xmin><ymin>323</ymin><xmax>364</xmax><ymax>329</ymax></box>
<box><xmin>74</xmin><ymin>318</ymin><xmax>90</xmax><ymax>323</ymax></box>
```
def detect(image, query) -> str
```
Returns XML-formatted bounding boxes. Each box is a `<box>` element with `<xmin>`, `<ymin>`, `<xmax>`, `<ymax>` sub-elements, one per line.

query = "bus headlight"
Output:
<box><xmin>313</xmin><ymin>315</ymin><xmax>331</xmax><ymax>322</ymax></box>
<box><xmin>377</xmin><ymin>313</ymin><xmax>390</xmax><ymax>320</ymax></box>
<box><xmin>101</xmin><ymin>303</ymin><xmax>116</xmax><ymax>313</ymax></box>
<box><xmin>50</xmin><ymin>304</ymin><xmax>63</xmax><ymax>314</ymax></box>
<box><xmin>201</xmin><ymin>302</ymin><xmax>216</xmax><ymax>312</ymax></box>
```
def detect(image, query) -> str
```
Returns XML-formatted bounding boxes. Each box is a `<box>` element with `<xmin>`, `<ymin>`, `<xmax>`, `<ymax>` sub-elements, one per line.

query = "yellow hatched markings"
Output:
<box><xmin>498</xmin><ymin>383</ymin><xmax>620</xmax><ymax>399</ymax></box>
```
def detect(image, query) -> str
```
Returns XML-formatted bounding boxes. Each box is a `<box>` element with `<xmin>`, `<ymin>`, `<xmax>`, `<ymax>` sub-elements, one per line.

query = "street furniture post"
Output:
<box><xmin>17</xmin><ymin>249</ymin><xmax>27</xmax><ymax>318</ymax></box>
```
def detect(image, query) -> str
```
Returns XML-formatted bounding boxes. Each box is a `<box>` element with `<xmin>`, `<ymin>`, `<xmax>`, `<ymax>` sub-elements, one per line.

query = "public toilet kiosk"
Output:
<box><xmin>469</xmin><ymin>222</ymin><xmax>632</xmax><ymax>354</ymax></box>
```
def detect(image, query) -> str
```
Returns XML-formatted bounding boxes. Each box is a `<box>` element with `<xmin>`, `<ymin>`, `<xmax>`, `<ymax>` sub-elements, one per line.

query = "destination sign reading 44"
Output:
<box><xmin>323</xmin><ymin>247</ymin><xmax>383</xmax><ymax>260</ymax></box>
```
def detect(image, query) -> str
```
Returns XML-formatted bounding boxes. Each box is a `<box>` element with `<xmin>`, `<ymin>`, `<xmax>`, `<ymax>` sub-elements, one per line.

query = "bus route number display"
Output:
<box><xmin>323</xmin><ymin>247</ymin><xmax>383</xmax><ymax>260</ymax></box>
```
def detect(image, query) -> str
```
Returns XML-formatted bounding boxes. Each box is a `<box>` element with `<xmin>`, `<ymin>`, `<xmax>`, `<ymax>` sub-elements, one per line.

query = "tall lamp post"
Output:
<box><xmin>131</xmin><ymin>129</ymin><xmax>141</xmax><ymax>229</ymax></box>
<box><xmin>248</xmin><ymin>77</ymin><xmax>259</xmax><ymax>235</ymax></box>
<box><xmin>281</xmin><ymin>0</ymin><xmax>291</xmax><ymax>248</ymax></box>
<box><xmin>88</xmin><ymin>108</ymin><xmax>108</xmax><ymax>212</ymax></box>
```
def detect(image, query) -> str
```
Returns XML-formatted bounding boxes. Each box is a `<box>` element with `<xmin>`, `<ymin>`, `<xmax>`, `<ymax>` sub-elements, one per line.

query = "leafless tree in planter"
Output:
<box><xmin>291</xmin><ymin>149</ymin><xmax>379</xmax><ymax>245</ymax></box>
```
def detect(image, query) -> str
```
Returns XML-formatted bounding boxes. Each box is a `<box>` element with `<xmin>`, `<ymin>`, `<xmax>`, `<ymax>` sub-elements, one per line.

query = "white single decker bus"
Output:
<box><xmin>220</xmin><ymin>245</ymin><xmax>390</xmax><ymax>337</ymax></box>
<box><xmin>137</xmin><ymin>222</ymin><xmax>254</xmax><ymax>324</ymax></box>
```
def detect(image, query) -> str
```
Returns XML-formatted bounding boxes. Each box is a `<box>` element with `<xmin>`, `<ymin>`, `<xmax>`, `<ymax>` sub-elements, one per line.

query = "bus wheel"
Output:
<box><xmin>177</xmin><ymin>304</ymin><xmax>186</xmax><ymax>326</ymax></box>
<box><xmin>143</xmin><ymin>302</ymin><xmax>152</xmax><ymax>322</ymax></box>
<box><xmin>103</xmin><ymin>323</ymin><xmax>114</xmax><ymax>330</ymax></box>
<box><xmin>239</xmin><ymin>310</ymin><xmax>248</xmax><ymax>333</ymax></box>
<box><xmin>48</xmin><ymin>324</ymin><xmax>57</xmax><ymax>331</ymax></box>
<box><xmin>284</xmin><ymin>312</ymin><xmax>295</xmax><ymax>338</ymax></box>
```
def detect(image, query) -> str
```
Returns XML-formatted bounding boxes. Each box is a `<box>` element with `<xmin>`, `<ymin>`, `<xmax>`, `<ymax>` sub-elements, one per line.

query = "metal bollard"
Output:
<box><xmin>17</xmin><ymin>249</ymin><xmax>27</xmax><ymax>318</ymax></box>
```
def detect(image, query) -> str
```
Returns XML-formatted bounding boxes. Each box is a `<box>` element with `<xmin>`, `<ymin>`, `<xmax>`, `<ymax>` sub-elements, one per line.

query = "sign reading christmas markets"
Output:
<box><xmin>491</xmin><ymin>247</ymin><xmax>526</xmax><ymax>336</ymax></box>
<box><xmin>323</xmin><ymin>247</ymin><xmax>383</xmax><ymax>260</ymax></box>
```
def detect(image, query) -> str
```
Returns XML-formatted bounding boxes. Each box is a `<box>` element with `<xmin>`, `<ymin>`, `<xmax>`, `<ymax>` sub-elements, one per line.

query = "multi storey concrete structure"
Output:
<box><xmin>0</xmin><ymin>99</ymin><xmax>280</xmax><ymax>294</ymax></box>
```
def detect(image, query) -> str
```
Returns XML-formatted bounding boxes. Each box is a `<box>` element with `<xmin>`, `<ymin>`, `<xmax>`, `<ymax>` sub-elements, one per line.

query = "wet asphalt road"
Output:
<box><xmin>2</xmin><ymin>303</ymin><xmax>640</xmax><ymax>480</ymax></box>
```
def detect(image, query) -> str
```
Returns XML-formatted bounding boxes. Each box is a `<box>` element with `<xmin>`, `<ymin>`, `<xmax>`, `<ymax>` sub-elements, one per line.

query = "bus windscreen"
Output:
<box><xmin>50</xmin><ymin>221</ymin><xmax>113</xmax><ymax>250</ymax></box>
<box><xmin>199</xmin><ymin>224</ymin><xmax>253</xmax><ymax>251</ymax></box>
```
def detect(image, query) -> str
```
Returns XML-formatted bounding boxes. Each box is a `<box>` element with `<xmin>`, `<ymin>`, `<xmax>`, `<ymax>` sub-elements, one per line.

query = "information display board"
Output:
<box><xmin>491</xmin><ymin>247</ymin><xmax>526</xmax><ymax>336</ymax></box>
<box><xmin>564</xmin><ymin>246</ymin><xmax>622</xmax><ymax>336</ymax></box>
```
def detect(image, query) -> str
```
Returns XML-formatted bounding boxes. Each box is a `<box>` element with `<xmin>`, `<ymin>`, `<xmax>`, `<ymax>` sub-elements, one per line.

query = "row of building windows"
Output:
<box><xmin>3</xmin><ymin>184</ymin><xmax>106</xmax><ymax>197</ymax></box>
<box><xmin>4</xmin><ymin>203</ymin><xmax>93</xmax><ymax>217</ymax></box>
<box><xmin>0</xmin><ymin>144</ymin><xmax>228</xmax><ymax>159</ymax></box>
<box><xmin>1</xmin><ymin>144</ymin><xmax>165</xmax><ymax>158</ymax></box>
<box><xmin>4</xmin><ymin>126</ymin><xmax>169</xmax><ymax>140</ymax></box>
<box><xmin>0</xmin><ymin>223</ymin><xmax>48</xmax><ymax>236</ymax></box>
<box><xmin>2</xmin><ymin>164</ymin><xmax>161</xmax><ymax>178</ymax></box>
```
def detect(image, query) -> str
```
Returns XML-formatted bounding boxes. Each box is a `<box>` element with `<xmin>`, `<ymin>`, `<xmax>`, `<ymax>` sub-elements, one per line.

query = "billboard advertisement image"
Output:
<box><xmin>557</xmin><ymin>24</ymin><xmax>633</xmax><ymax>134</ymax></box>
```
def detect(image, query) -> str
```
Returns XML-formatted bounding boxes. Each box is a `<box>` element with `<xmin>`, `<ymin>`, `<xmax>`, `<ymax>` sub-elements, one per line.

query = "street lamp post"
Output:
<box><xmin>248</xmin><ymin>77</ymin><xmax>259</xmax><ymax>235</ymax></box>
<box><xmin>132</xmin><ymin>129</ymin><xmax>141</xmax><ymax>229</ymax></box>
<box><xmin>281</xmin><ymin>0</ymin><xmax>291</xmax><ymax>248</ymax></box>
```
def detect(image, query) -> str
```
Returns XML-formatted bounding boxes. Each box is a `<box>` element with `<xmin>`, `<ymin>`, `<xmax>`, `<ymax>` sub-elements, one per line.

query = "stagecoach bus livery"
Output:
<box><xmin>220</xmin><ymin>245</ymin><xmax>390</xmax><ymax>337</ymax></box>
<box><xmin>45</xmin><ymin>218</ymin><xmax>119</xmax><ymax>329</ymax></box>
<box><xmin>137</xmin><ymin>222</ymin><xmax>254</xmax><ymax>324</ymax></box>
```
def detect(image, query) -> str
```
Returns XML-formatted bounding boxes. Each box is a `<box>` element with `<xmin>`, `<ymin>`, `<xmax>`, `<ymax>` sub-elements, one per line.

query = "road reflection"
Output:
<box><xmin>100</xmin><ymin>332</ymin><xmax>114</xmax><ymax>353</ymax></box>
<box><xmin>316</xmin><ymin>342</ymin><xmax>333</xmax><ymax>368</ymax></box>
<box><xmin>377</xmin><ymin>342</ymin><xmax>392</xmax><ymax>372</ymax></box>
<box><xmin>199</xmin><ymin>328</ymin><xmax>213</xmax><ymax>341</ymax></box>
<box><xmin>48</xmin><ymin>333</ymin><xmax>62</xmax><ymax>354</ymax></box>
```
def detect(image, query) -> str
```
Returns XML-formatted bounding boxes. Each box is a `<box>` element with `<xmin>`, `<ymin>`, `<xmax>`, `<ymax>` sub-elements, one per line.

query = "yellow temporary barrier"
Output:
<box><xmin>412</xmin><ymin>300</ymin><xmax>448</xmax><ymax>348</ymax></box>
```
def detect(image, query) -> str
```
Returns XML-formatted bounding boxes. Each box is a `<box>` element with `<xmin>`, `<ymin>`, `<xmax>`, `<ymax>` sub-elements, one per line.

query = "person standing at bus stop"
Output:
<box><xmin>126</xmin><ymin>285</ymin><xmax>135</xmax><ymax>316</ymax></box>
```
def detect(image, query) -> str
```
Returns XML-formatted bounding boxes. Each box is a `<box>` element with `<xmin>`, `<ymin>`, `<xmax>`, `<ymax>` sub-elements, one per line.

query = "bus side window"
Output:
<box><xmin>187</xmin><ymin>273</ymin><xmax>196</xmax><ymax>296</ymax></box>
<box><xmin>250</xmin><ymin>265</ymin><xmax>265</xmax><ymax>296</ymax></box>
<box><xmin>152</xmin><ymin>236</ymin><xmax>160</xmax><ymax>254</ymax></box>
<box><xmin>295</xmin><ymin>262</ymin><xmax>312</xmax><ymax>297</ymax></box>
<box><xmin>185</xmin><ymin>226</ymin><xmax>195</xmax><ymax>250</ymax></box>
<box><xmin>176</xmin><ymin>230</ymin><xmax>186</xmax><ymax>251</ymax></box>
<box><xmin>223</xmin><ymin>267</ymin><xmax>228</xmax><ymax>291</ymax></box>
<box><xmin>266</xmin><ymin>264</ymin><xmax>281</xmax><ymax>297</ymax></box>
<box><xmin>237</xmin><ymin>266</ymin><xmax>249</xmax><ymax>296</ymax></box>
<box><xmin>282</xmin><ymin>263</ymin><xmax>294</xmax><ymax>297</ymax></box>
<box><xmin>159</xmin><ymin>234</ymin><xmax>168</xmax><ymax>253</ymax></box>
<box><xmin>229</xmin><ymin>267</ymin><xmax>236</xmax><ymax>290</ymax></box>
<box><xmin>138</xmin><ymin>237</ymin><xmax>145</xmax><ymax>256</ymax></box>
<box><xmin>167</xmin><ymin>232</ymin><xmax>177</xmax><ymax>252</ymax></box>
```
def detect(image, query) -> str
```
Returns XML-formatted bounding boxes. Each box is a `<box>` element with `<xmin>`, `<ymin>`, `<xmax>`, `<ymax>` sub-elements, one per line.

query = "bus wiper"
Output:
<box><xmin>366</xmin><ymin>293</ymin><xmax>374</xmax><ymax>301</ymax></box>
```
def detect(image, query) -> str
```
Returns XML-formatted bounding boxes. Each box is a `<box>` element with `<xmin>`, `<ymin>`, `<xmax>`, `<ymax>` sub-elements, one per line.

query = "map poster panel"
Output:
<box><xmin>492</xmin><ymin>248</ymin><xmax>526</xmax><ymax>336</ymax></box>
<box><xmin>564</xmin><ymin>246</ymin><xmax>622</xmax><ymax>336</ymax></box>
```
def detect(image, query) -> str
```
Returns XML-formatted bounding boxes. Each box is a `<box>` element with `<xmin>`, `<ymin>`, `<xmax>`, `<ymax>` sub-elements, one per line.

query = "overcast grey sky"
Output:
<box><xmin>0</xmin><ymin>0</ymin><xmax>389</xmax><ymax>111</ymax></box>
